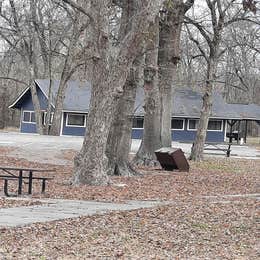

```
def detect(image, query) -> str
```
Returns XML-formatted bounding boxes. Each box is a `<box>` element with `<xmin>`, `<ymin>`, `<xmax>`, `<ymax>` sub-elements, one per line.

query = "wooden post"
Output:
<box><xmin>244</xmin><ymin>120</ymin><xmax>248</xmax><ymax>143</ymax></box>
<box><xmin>4</xmin><ymin>179</ymin><xmax>9</xmax><ymax>196</ymax></box>
<box><xmin>228</xmin><ymin>120</ymin><xmax>233</xmax><ymax>143</ymax></box>
<box><xmin>28</xmin><ymin>171</ymin><xmax>33</xmax><ymax>194</ymax></box>
<box><xmin>18</xmin><ymin>170</ymin><xmax>23</xmax><ymax>195</ymax></box>
<box><xmin>237</xmin><ymin>120</ymin><xmax>241</xmax><ymax>144</ymax></box>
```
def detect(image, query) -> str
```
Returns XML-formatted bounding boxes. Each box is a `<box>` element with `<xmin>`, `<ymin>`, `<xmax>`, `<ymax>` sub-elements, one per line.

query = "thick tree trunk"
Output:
<box><xmin>106</xmin><ymin>65</ymin><xmax>139</xmax><ymax>176</ymax></box>
<box><xmin>158</xmin><ymin>0</ymin><xmax>192</xmax><ymax>147</ymax></box>
<box><xmin>73</xmin><ymin>0</ymin><xmax>163</xmax><ymax>185</ymax></box>
<box><xmin>190</xmin><ymin>57</ymin><xmax>216</xmax><ymax>161</ymax></box>
<box><xmin>134</xmin><ymin>17</ymin><xmax>161</xmax><ymax>165</ymax></box>
<box><xmin>106</xmin><ymin>0</ymin><xmax>143</xmax><ymax>176</ymax></box>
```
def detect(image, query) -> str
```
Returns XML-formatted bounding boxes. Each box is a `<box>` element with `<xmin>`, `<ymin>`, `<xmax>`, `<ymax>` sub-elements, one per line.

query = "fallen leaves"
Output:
<box><xmin>0</xmin><ymin>147</ymin><xmax>259</xmax><ymax>259</ymax></box>
<box><xmin>0</xmin><ymin>198</ymin><xmax>43</xmax><ymax>208</ymax></box>
<box><xmin>0</xmin><ymin>198</ymin><xmax>258</xmax><ymax>259</ymax></box>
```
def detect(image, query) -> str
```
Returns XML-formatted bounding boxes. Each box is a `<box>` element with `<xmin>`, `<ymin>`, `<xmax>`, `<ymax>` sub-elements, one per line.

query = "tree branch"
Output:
<box><xmin>59</xmin><ymin>0</ymin><xmax>94</xmax><ymax>23</ymax></box>
<box><xmin>184</xmin><ymin>16</ymin><xmax>213</xmax><ymax>48</ymax></box>
<box><xmin>0</xmin><ymin>77</ymin><xmax>28</xmax><ymax>86</ymax></box>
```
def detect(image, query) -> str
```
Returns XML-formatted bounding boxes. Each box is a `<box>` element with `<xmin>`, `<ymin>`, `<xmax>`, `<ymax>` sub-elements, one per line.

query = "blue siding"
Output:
<box><xmin>132</xmin><ymin>129</ymin><xmax>143</xmax><ymax>139</ymax></box>
<box><xmin>62</xmin><ymin>112</ymin><xmax>86</xmax><ymax>136</ymax></box>
<box><xmin>171</xmin><ymin>118</ymin><xmax>225</xmax><ymax>143</ymax></box>
<box><xmin>20</xmin><ymin>107</ymin><xmax>37</xmax><ymax>133</ymax></box>
<box><xmin>18</xmin><ymin>89</ymin><xmax>226</xmax><ymax>143</ymax></box>
<box><xmin>132</xmin><ymin>119</ymin><xmax>225</xmax><ymax>143</ymax></box>
<box><xmin>20</xmin><ymin>87</ymin><xmax>50</xmax><ymax>133</ymax></box>
<box><xmin>172</xmin><ymin>129</ymin><xmax>224</xmax><ymax>142</ymax></box>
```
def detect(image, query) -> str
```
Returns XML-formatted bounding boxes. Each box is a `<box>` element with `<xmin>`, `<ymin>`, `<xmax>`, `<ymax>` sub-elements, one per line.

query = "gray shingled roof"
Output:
<box><xmin>11</xmin><ymin>79</ymin><xmax>260</xmax><ymax>120</ymax></box>
<box><xmin>172</xmin><ymin>88</ymin><xmax>260</xmax><ymax>120</ymax></box>
<box><xmin>36</xmin><ymin>79</ymin><xmax>92</xmax><ymax>112</ymax></box>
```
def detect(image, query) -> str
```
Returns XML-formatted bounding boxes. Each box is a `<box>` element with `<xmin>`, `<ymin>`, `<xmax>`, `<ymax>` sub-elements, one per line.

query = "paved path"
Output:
<box><xmin>0</xmin><ymin>198</ymin><xmax>165</xmax><ymax>227</ymax></box>
<box><xmin>0</xmin><ymin>132</ymin><xmax>259</xmax><ymax>165</ymax></box>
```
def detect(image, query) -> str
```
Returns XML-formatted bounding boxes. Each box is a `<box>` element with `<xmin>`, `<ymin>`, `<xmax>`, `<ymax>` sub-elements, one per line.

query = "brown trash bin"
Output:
<box><xmin>155</xmin><ymin>147</ymin><xmax>189</xmax><ymax>172</ymax></box>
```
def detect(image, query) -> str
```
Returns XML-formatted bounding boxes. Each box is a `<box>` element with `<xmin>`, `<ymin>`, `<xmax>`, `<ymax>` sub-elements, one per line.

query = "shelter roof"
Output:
<box><xmin>9</xmin><ymin>79</ymin><xmax>260</xmax><ymax>120</ymax></box>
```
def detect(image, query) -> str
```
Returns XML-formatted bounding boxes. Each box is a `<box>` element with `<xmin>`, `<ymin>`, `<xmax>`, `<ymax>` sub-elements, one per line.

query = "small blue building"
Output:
<box><xmin>9</xmin><ymin>79</ymin><xmax>260</xmax><ymax>143</ymax></box>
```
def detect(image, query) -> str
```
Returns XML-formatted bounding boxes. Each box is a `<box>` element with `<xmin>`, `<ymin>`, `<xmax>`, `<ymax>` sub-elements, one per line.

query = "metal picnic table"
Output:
<box><xmin>0</xmin><ymin>166</ymin><xmax>55</xmax><ymax>196</ymax></box>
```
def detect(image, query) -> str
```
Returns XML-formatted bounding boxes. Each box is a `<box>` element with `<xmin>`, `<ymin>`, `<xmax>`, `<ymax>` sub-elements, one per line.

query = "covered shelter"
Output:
<box><xmin>9</xmin><ymin>79</ymin><xmax>260</xmax><ymax>143</ymax></box>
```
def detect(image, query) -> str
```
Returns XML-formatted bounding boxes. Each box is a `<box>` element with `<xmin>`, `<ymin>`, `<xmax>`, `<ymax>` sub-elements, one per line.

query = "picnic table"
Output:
<box><xmin>0</xmin><ymin>166</ymin><xmax>55</xmax><ymax>196</ymax></box>
<box><xmin>203</xmin><ymin>142</ymin><xmax>232</xmax><ymax>157</ymax></box>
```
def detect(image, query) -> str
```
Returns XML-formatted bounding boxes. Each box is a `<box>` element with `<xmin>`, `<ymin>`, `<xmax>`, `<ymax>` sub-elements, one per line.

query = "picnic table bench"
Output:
<box><xmin>203</xmin><ymin>142</ymin><xmax>232</xmax><ymax>157</ymax></box>
<box><xmin>0</xmin><ymin>166</ymin><xmax>55</xmax><ymax>197</ymax></box>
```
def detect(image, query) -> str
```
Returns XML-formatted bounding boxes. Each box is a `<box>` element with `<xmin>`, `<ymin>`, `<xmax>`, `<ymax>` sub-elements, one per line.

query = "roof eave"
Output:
<box><xmin>8</xmin><ymin>86</ymin><xmax>30</xmax><ymax>109</ymax></box>
<box><xmin>34</xmin><ymin>79</ymin><xmax>55</xmax><ymax>108</ymax></box>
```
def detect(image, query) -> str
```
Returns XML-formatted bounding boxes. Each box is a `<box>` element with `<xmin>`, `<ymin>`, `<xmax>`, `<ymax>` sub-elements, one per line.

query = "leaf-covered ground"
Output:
<box><xmin>0</xmin><ymin>149</ymin><xmax>259</xmax><ymax>259</ymax></box>
<box><xmin>0</xmin><ymin>198</ymin><xmax>43</xmax><ymax>209</ymax></box>
<box><xmin>0</xmin><ymin>198</ymin><xmax>258</xmax><ymax>259</ymax></box>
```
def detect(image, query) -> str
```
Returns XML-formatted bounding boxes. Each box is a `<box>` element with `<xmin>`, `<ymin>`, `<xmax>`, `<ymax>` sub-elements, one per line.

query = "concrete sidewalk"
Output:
<box><xmin>0</xmin><ymin>198</ymin><xmax>166</xmax><ymax>227</ymax></box>
<box><xmin>0</xmin><ymin>132</ymin><xmax>259</xmax><ymax>165</ymax></box>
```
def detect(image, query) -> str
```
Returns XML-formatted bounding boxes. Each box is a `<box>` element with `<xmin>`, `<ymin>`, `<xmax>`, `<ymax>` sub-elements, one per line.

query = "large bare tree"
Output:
<box><xmin>158</xmin><ymin>0</ymin><xmax>195</xmax><ymax>147</ymax></box>
<box><xmin>134</xmin><ymin>0</ymin><xmax>194</xmax><ymax>165</ymax></box>
<box><xmin>73</xmin><ymin>0</ymin><xmax>163</xmax><ymax>185</ymax></box>
<box><xmin>106</xmin><ymin>0</ymin><xmax>144</xmax><ymax>176</ymax></box>
<box><xmin>187</xmin><ymin>0</ymin><xmax>258</xmax><ymax>161</ymax></box>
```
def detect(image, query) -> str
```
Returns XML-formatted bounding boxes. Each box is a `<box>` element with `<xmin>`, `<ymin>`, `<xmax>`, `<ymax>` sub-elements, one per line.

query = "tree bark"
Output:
<box><xmin>190</xmin><ymin>56</ymin><xmax>217</xmax><ymax>161</ymax></box>
<box><xmin>134</xmin><ymin>16</ymin><xmax>161</xmax><ymax>165</ymax></box>
<box><xmin>106</xmin><ymin>0</ymin><xmax>144</xmax><ymax>176</ymax></box>
<box><xmin>188</xmin><ymin>0</ymin><xmax>225</xmax><ymax>161</ymax></box>
<box><xmin>73</xmin><ymin>0</ymin><xmax>163</xmax><ymax>185</ymax></box>
<box><xmin>158</xmin><ymin>0</ymin><xmax>194</xmax><ymax>147</ymax></box>
<box><xmin>106</xmin><ymin>61</ymin><xmax>140</xmax><ymax>176</ymax></box>
<box><xmin>29</xmin><ymin>0</ymin><xmax>44</xmax><ymax>135</ymax></box>
<box><xmin>49</xmin><ymin>76</ymin><xmax>70</xmax><ymax>136</ymax></box>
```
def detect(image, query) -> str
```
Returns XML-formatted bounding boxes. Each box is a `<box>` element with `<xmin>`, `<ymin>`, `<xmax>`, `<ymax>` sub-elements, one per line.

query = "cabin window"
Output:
<box><xmin>22</xmin><ymin>111</ymin><xmax>36</xmax><ymax>123</ymax></box>
<box><xmin>188</xmin><ymin>119</ymin><xmax>199</xmax><ymax>130</ymax></box>
<box><xmin>171</xmin><ymin>119</ymin><xmax>184</xmax><ymax>130</ymax></box>
<box><xmin>188</xmin><ymin>119</ymin><xmax>223</xmax><ymax>131</ymax></box>
<box><xmin>66</xmin><ymin>113</ymin><xmax>86</xmax><ymax>127</ymax></box>
<box><xmin>132</xmin><ymin>117</ymin><xmax>144</xmax><ymax>129</ymax></box>
<box><xmin>208</xmin><ymin>120</ymin><xmax>223</xmax><ymax>131</ymax></box>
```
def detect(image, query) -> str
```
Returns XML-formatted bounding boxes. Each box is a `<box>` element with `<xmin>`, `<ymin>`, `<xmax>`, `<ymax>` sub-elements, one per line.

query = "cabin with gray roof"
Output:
<box><xmin>9</xmin><ymin>79</ymin><xmax>260</xmax><ymax>143</ymax></box>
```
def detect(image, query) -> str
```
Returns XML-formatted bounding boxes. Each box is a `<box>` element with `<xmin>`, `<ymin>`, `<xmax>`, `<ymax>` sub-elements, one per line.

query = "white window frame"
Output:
<box><xmin>171</xmin><ymin>118</ymin><xmax>185</xmax><ymax>130</ymax></box>
<box><xmin>207</xmin><ymin>120</ymin><xmax>223</xmax><ymax>132</ymax></box>
<box><xmin>187</xmin><ymin>119</ymin><xmax>199</xmax><ymax>131</ymax></box>
<box><xmin>132</xmin><ymin>116</ymin><xmax>144</xmax><ymax>129</ymax></box>
<box><xmin>66</xmin><ymin>113</ymin><xmax>87</xmax><ymax>127</ymax></box>
<box><xmin>22</xmin><ymin>110</ymin><xmax>36</xmax><ymax>124</ymax></box>
<box><xmin>42</xmin><ymin>111</ymin><xmax>54</xmax><ymax>125</ymax></box>
<box><xmin>187</xmin><ymin>119</ymin><xmax>223</xmax><ymax>132</ymax></box>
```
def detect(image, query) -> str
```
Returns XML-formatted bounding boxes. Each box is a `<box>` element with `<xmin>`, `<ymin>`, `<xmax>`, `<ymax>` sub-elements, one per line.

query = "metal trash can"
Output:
<box><xmin>155</xmin><ymin>147</ymin><xmax>189</xmax><ymax>172</ymax></box>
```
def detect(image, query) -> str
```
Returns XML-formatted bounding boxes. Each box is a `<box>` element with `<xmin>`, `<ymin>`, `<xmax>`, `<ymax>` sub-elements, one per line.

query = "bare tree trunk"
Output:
<box><xmin>8</xmin><ymin>0</ymin><xmax>44</xmax><ymax>134</ymax></box>
<box><xmin>73</xmin><ymin>0</ymin><xmax>163</xmax><ymax>185</ymax></box>
<box><xmin>159</xmin><ymin>0</ymin><xmax>194</xmax><ymax>147</ymax></box>
<box><xmin>106</xmin><ymin>0</ymin><xmax>143</xmax><ymax>176</ymax></box>
<box><xmin>28</xmin><ymin>0</ymin><xmax>44</xmax><ymax>135</ymax></box>
<box><xmin>134</xmin><ymin>16</ymin><xmax>161</xmax><ymax>165</ymax></box>
<box><xmin>106</xmin><ymin>63</ymin><xmax>139</xmax><ymax>176</ymax></box>
<box><xmin>30</xmin><ymin>76</ymin><xmax>44</xmax><ymax>135</ymax></box>
<box><xmin>190</xmin><ymin>57</ymin><xmax>216</xmax><ymax>161</ymax></box>
<box><xmin>49</xmin><ymin>77</ymin><xmax>69</xmax><ymax>136</ymax></box>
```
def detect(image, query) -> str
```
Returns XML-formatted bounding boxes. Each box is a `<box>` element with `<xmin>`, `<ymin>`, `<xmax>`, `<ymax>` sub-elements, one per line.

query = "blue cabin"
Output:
<box><xmin>9</xmin><ymin>79</ymin><xmax>260</xmax><ymax>143</ymax></box>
